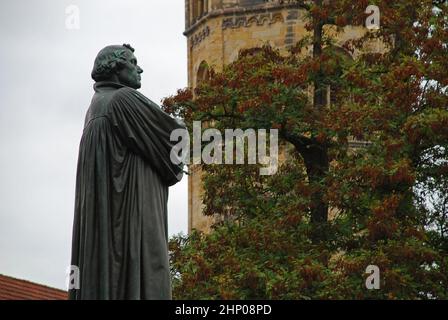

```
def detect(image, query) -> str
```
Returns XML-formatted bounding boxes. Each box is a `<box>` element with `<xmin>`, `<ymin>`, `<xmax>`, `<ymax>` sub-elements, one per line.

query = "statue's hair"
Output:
<box><xmin>91</xmin><ymin>44</ymin><xmax>135</xmax><ymax>82</ymax></box>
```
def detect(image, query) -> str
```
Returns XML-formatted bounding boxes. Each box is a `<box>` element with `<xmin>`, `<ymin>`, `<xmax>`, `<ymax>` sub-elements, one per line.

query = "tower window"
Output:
<box><xmin>192</xmin><ymin>0</ymin><xmax>208</xmax><ymax>23</ymax></box>
<box><xmin>196</xmin><ymin>61</ymin><xmax>210</xmax><ymax>87</ymax></box>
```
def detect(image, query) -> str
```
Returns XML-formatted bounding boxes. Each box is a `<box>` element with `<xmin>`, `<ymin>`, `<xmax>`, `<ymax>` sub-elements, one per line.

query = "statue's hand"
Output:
<box><xmin>175</xmin><ymin>118</ymin><xmax>186</xmax><ymax>127</ymax></box>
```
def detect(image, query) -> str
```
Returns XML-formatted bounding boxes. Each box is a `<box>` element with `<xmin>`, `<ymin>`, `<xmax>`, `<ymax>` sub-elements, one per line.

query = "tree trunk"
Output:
<box><xmin>301</xmin><ymin>145</ymin><xmax>329</xmax><ymax>225</ymax></box>
<box><xmin>310</xmin><ymin>0</ymin><xmax>329</xmax><ymax>236</ymax></box>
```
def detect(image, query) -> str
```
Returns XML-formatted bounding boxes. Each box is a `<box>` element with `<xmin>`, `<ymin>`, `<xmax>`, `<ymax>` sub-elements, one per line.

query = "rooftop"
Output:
<box><xmin>0</xmin><ymin>274</ymin><xmax>68</xmax><ymax>300</ymax></box>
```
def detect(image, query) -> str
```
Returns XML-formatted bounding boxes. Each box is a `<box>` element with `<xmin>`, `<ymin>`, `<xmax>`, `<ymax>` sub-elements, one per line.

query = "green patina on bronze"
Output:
<box><xmin>69</xmin><ymin>44</ymin><xmax>185</xmax><ymax>300</ymax></box>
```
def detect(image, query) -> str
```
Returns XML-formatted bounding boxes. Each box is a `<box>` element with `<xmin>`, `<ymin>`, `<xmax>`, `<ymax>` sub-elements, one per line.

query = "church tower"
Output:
<box><xmin>184</xmin><ymin>0</ymin><xmax>373</xmax><ymax>233</ymax></box>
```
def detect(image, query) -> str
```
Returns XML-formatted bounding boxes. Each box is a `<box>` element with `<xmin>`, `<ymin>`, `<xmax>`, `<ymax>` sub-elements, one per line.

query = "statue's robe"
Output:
<box><xmin>69</xmin><ymin>81</ymin><xmax>184</xmax><ymax>300</ymax></box>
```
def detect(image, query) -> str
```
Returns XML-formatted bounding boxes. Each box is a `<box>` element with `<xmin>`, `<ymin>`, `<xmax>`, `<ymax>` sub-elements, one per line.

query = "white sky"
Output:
<box><xmin>0</xmin><ymin>0</ymin><xmax>188</xmax><ymax>290</ymax></box>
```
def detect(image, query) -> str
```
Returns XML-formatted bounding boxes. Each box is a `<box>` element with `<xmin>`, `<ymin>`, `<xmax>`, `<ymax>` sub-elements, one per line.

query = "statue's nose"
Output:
<box><xmin>138</xmin><ymin>66</ymin><xmax>143</xmax><ymax>74</ymax></box>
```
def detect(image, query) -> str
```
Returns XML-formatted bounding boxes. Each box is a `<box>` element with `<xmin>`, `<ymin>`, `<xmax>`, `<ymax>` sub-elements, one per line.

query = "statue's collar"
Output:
<box><xmin>93</xmin><ymin>81</ymin><xmax>126</xmax><ymax>92</ymax></box>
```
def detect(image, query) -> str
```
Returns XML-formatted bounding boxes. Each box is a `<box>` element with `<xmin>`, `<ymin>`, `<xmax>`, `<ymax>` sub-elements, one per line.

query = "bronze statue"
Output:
<box><xmin>69</xmin><ymin>44</ymin><xmax>185</xmax><ymax>300</ymax></box>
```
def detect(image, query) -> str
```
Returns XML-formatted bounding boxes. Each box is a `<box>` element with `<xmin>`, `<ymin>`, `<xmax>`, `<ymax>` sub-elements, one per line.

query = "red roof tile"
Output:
<box><xmin>0</xmin><ymin>274</ymin><xmax>68</xmax><ymax>300</ymax></box>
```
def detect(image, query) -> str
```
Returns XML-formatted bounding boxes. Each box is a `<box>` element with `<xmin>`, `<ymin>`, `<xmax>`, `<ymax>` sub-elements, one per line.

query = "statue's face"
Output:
<box><xmin>117</xmin><ymin>50</ymin><xmax>144</xmax><ymax>89</ymax></box>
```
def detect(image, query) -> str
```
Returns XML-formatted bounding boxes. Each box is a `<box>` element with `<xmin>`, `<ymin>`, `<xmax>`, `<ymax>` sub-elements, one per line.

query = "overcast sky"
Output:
<box><xmin>0</xmin><ymin>0</ymin><xmax>188</xmax><ymax>290</ymax></box>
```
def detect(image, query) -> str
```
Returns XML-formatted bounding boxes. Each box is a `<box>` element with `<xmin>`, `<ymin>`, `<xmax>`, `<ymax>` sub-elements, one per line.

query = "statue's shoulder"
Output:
<box><xmin>108</xmin><ymin>87</ymin><xmax>154</xmax><ymax>119</ymax></box>
<box><xmin>113</xmin><ymin>87</ymin><xmax>156</xmax><ymax>108</ymax></box>
<box><xmin>108</xmin><ymin>87</ymin><xmax>135</xmax><ymax>108</ymax></box>
<box><xmin>112</xmin><ymin>86</ymin><xmax>136</xmax><ymax>99</ymax></box>
<box><xmin>112</xmin><ymin>86</ymin><xmax>149</xmax><ymax>103</ymax></box>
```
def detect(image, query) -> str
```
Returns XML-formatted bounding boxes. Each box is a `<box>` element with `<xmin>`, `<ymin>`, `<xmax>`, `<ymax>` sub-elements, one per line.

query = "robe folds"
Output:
<box><xmin>69</xmin><ymin>81</ymin><xmax>185</xmax><ymax>300</ymax></box>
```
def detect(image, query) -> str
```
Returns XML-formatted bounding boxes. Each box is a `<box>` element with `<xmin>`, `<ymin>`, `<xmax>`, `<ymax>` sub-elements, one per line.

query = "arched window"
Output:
<box><xmin>322</xmin><ymin>46</ymin><xmax>353</xmax><ymax>107</ymax></box>
<box><xmin>196</xmin><ymin>61</ymin><xmax>210</xmax><ymax>86</ymax></box>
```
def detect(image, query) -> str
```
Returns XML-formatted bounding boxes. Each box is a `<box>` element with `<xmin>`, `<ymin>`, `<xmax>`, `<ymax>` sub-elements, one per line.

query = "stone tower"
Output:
<box><xmin>184</xmin><ymin>0</ymin><xmax>373</xmax><ymax>233</ymax></box>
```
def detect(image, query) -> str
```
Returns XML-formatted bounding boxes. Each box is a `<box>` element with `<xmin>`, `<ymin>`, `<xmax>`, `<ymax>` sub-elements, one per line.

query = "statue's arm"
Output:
<box><xmin>109</xmin><ymin>88</ymin><xmax>185</xmax><ymax>185</ymax></box>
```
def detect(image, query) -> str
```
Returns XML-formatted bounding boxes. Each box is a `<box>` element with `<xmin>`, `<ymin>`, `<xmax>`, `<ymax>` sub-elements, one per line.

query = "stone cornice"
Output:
<box><xmin>184</xmin><ymin>1</ymin><xmax>309</xmax><ymax>37</ymax></box>
<box><xmin>221</xmin><ymin>11</ymin><xmax>284</xmax><ymax>30</ymax></box>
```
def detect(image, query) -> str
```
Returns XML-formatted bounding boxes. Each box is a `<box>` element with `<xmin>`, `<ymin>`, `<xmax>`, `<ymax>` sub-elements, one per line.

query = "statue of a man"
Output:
<box><xmin>69</xmin><ymin>44</ymin><xmax>185</xmax><ymax>300</ymax></box>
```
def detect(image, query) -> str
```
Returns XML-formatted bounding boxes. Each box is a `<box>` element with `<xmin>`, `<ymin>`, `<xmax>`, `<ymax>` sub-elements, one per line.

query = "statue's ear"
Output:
<box><xmin>110</xmin><ymin>61</ymin><xmax>119</xmax><ymax>74</ymax></box>
<box><xmin>112</xmin><ymin>57</ymin><xmax>127</xmax><ymax>74</ymax></box>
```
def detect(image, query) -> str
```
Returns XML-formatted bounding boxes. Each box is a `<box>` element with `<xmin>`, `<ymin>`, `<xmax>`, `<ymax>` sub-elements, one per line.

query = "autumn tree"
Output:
<box><xmin>164</xmin><ymin>0</ymin><xmax>448</xmax><ymax>299</ymax></box>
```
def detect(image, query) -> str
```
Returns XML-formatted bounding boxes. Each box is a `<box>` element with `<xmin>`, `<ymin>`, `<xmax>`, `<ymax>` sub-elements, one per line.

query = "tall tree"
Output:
<box><xmin>164</xmin><ymin>0</ymin><xmax>448</xmax><ymax>299</ymax></box>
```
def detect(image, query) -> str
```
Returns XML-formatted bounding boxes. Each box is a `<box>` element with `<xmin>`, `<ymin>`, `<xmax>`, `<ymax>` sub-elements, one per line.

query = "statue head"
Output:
<box><xmin>91</xmin><ymin>44</ymin><xmax>144</xmax><ymax>89</ymax></box>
